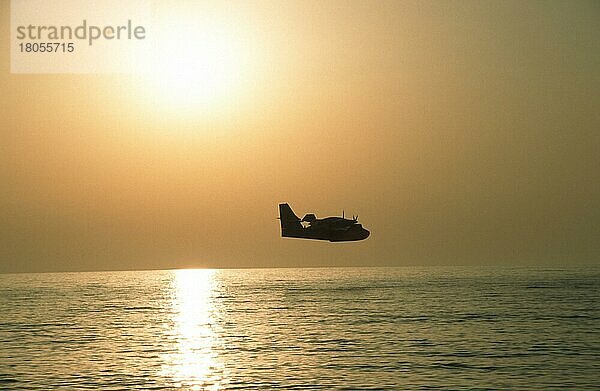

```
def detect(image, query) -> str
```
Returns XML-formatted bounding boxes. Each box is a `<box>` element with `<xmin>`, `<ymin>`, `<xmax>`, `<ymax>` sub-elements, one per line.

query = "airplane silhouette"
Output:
<box><xmin>278</xmin><ymin>203</ymin><xmax>370</xmax><ymax>242</ymax></box>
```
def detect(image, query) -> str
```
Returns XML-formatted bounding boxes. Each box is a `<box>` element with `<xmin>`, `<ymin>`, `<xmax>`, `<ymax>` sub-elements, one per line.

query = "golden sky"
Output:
<box><xmin>1</xmin><ymin>1</ymin><xmax>599</xmax><ymax>272</ymax></box>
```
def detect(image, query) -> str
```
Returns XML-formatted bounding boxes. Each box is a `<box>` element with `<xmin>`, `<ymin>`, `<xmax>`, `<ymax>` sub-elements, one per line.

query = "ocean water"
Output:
<box><xmin>0</xmin><ymin>267</ymin><xmax>598</xmax><ymax>390</ymax></box>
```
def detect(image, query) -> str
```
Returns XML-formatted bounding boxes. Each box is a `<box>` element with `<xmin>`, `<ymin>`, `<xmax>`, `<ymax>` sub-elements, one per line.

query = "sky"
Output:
<box><xmin>1</xmin><ymin>0</ymin><xmax>599</xmax><ymax>273</ymax></box>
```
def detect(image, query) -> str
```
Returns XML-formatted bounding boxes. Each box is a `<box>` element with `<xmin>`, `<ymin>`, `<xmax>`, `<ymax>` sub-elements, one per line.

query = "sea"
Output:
<box><xmin>0</xmin><ymin>266</ymin><xmax>598</xmax><ymax>390</ymax></box>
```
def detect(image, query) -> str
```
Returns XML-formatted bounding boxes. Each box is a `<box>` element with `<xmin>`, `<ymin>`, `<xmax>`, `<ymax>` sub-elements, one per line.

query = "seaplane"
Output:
<box><xmin>278</xmin><ymin>203</ymin><xmax>370</xmax><ymax>242</ymax></box>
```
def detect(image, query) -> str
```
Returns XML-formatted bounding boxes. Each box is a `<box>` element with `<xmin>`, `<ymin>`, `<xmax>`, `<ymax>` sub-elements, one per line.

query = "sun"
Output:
<box><xmin>135</xmin><ymin>10</ymin><xmax>254</xmax><ymax>115</ymax></box>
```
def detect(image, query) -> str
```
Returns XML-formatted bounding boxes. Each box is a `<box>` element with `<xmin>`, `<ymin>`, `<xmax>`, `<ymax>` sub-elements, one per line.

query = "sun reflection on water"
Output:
<box><xmin>161</xmin><ymin>269</ymin><xmax>226</xmax><ymax>390</ymax></box>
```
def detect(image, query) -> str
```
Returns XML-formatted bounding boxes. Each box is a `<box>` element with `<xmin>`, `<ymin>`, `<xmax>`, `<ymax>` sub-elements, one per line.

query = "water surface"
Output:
<box><xmin>1</xmin><ymin>267</ymin><xmax>598</xmax><ymax>389</ymax></box>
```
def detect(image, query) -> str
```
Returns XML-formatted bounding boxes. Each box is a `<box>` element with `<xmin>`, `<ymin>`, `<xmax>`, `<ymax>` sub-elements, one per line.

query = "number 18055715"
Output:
<box><xmin>19</xmin><ymin>42</ymin><xmax>74</xmax><ymax>53</ymax></box>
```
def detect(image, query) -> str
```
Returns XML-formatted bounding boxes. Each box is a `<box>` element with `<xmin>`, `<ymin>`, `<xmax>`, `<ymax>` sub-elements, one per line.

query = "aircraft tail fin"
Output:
<box><xmin>279</xmin><ymin>203</ymin><xmax>302</xmax><ymax>234</ymax></box>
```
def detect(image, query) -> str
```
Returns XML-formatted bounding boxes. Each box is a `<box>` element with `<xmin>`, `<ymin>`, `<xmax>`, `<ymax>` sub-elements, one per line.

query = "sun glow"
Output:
<box><xmin>136</xmin><ymin>10</ymin><xmax>256</xmax><ymax>115</ymax></box>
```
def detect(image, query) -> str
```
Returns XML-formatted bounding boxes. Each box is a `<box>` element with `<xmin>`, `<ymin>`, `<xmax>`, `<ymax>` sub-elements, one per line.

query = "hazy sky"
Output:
<box><xmin>1</xmin><ymin>1</ymin><xmax>599</xmax><ymax>273</ymax></box>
